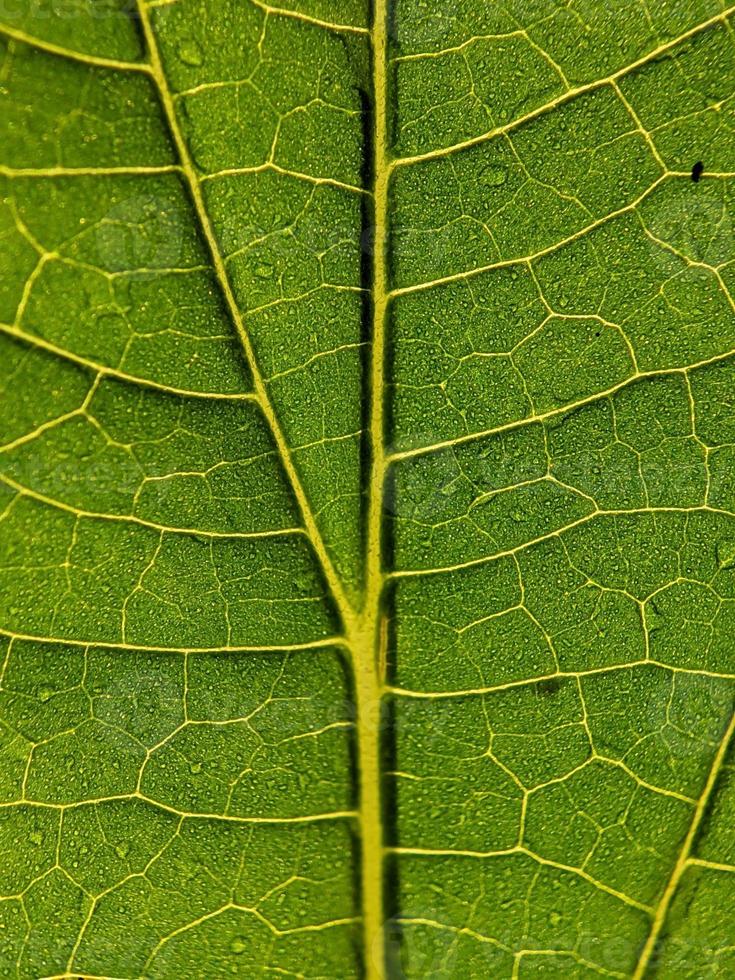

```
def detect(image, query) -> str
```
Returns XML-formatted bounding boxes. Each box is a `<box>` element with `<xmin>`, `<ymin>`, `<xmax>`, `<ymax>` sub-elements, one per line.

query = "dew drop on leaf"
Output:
<box><xmin>255</xmin><ymin>262</ymin><xmax>275</xmax><ymax>279</ymax></box>
<box><xmin>479</xmin><ymin>164</ymin><xmax>507</xmax><ymax>187</ymax></box>
<box><xmin>717</xmin><ymin>538</ymin><xmax>735</xmax><ymax>569</ymax></box>
<box><xmin>177</xmin><ymin>39</ymin><xmax>204</xmax><ymax>67</ymax></box>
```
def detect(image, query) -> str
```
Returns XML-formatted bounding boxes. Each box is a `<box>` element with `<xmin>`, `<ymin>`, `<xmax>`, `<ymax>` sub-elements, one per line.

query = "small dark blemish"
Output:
<box><xmin>595</xmin><ymin>331</ymin><xmax>601</xmax><ymax>337</ymax></box>
<box><xmin>691</xmin><ymin>161</ymin><xmax>704</xmax><ymax>183</ymax></box>
<box><xmin>537</xmin><ymin>678</ymin><xmax>562</xmax><ymax>696</ymax></box>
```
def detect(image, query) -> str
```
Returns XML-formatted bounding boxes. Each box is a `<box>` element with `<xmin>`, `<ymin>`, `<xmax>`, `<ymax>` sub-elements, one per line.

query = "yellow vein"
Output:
<box><xmin>0</xmin><ymin>627</ymin><xmax>341</xmax><ymax>655</ymax></box>
<box><xmin>390</xmin><ymin>173</ymin><xmax>667</xmax><ymax>298</ymax></box>
<box><xmin>248</xmin><ymin>0</ymin><xmax>368</xmax><ymax>36</ymax></box>
<box><xmin>0</xmin><ymin>321</ymin><xmax>257</xmax><ymax>402</ymax></box>
<box><xmin>395</xmin><ymin>917</ymin><xmax>511</xmax><ymax>955</ymax></box>
<box><xmin>0</xmin><ymin>22</ymin><xmax>152</xmax><ymax>73</ymax></box>
<box><xmin>390</xmin><ymin>511</ymin><xmax>598</xmax><ymax>578</ymax></box>
<box><xmin>0</xmin><ymin>406</ymin><xmax>83</xmax><ymax>454</ymax></box>
<box><xmin>387</xmin><ymin>661</ymin><xmax>735</xmax><ymax>700</ymax></box>
<box><xmin>391</xmin><ymin>6</ymin><xmax>735</xmax><ymax>168</ymax></box>
<box><xmin>7</xmin><ymin>795</ymin><xmax>357</xmax><ymax>825</ymax></box>
<box><xmin>135</xmin><ymin>0</ymin><xmax>352</xmax><ymax>622</ymax></box>
<box><xmin>388</xmin><ymin>344</ymin><xmax>735</xmax><ymax>464</ymax></box>
<box><xmin>0</xmin><ymin>165</ymin><xmax>181</xmax><ymax>178</ymax></box>
<box><xmin>390</xmin><ymin>30</ymin><xmax>527</xmax><ymax>64</ymax></box>
<box><xmin>0</xmin><ymin>471</ymin><xmax>303</xmax><ymax>541</ymax></box>
<box><xmin>632</xmin><ymin>708</ymin><xmax>735</xmax><ymax>979</ymax></box>
<box><xmin>389</xmin><ymin>504</ymin><xmax>734</xmax><ymax>579</ymax></box>
<box><xmin>200</xmin><ymin>161</ymin><xmax>369</xmax><ymax>196</ymax></box>
<box><xmin>392</xmin><ymin>846</ymin><xmax>651</xmax><ymax>914</ymax></box>
<box><xmin>688</xmin><ymin>858</ymin><xmax>735</xmax><ymax>873</ymax></box>
<box><xmin>346</xmin><ymin>1</ymin><xmax>390</xmax><ymax>976</ymax></box>
<box><xmin>41</xmin><ymin>975</ymin><xmax>129</xmax><ymax>980</ymax></box>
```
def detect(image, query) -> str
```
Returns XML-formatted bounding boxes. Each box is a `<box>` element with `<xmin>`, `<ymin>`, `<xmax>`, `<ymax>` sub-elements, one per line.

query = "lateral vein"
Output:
<box><xmin>0</xmin><ymin>320</ymin><xmax>257</xmax><ymax>402</ymax></box>
<box><xmin>391</xmin><ymin>6</ymin><xmax>735</xmax><ymax>169</ymax></box>
<box><xmin>134</xmin><ymin>0</ymin><xmax>353</xmax><ymax>625</ymax></box>
<box><xmin>0</xmin><ymin>471</ymin><xmax>304</xmax><ymax>541</ymax></box>
<box><xmin>0</xmin><ymin>22</ymin><xmax>152</xmax><ymax>73</ymax></box>
<box><xmin>632</xmin><ymin>708</ymin><xmax>735</xmax><ymax>978</ymax></box>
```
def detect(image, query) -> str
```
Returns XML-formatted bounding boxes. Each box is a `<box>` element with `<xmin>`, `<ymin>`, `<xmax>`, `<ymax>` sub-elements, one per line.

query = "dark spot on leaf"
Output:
<box><xmin>537</xmin><ymin>678</ymin><xmax>562</xmax><ymax>696</ymax></box>
<box><xmin>691</xmin><ymin>161</ymin><xmax>704</xmax><ymax>183</ymax></box>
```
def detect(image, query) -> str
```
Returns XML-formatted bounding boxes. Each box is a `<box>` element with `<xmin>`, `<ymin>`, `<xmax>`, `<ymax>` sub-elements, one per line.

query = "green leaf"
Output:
<box><xmin>1</xmin><ymin>1</ymin><xmax>735</xmax><ymax>977</ymax></box>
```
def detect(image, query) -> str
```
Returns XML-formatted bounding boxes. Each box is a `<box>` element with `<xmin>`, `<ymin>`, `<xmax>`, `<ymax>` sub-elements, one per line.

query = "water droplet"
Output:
<box><xmin>177</xmin><ymin>39</ymin><xmax>203</xmax><ymax>67</ymax></box>
<box><xmin>230</xmin><ymin>938</ymin><xmax>247</xmax><ymax>954</ymax></box>
<box><xmin>479</xmin><ymin>164</ymin><xmax>507</xmax><ymax>187</ymax></box>
<box><xmin>717</xmin><ymin>538</ymin><xmax>735</xmax><ymax>569</ymax></box>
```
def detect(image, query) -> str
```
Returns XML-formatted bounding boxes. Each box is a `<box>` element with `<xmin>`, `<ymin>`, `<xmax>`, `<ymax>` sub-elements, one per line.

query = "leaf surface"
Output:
<box><xmin>1</xmin><ymin>1</ymin><xmax>735</xmax><ymax>977</ymax></box>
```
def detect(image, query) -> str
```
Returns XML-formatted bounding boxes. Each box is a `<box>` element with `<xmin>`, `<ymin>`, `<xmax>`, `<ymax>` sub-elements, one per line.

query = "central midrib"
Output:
<box><xmin>352</xmin><ymin>0</ymin><xmax>391</xmax><ymax>975</ymax></box>
<box><xmin>136</xmin><ymin>1</ymin><xmax>392</xmax><ymax>976</ymax></box>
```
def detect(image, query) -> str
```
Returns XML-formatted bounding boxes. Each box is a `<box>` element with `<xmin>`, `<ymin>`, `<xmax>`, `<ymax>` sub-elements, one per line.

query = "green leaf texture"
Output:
<box><xmin>1</xmin><ymin>0</ymin><xmax>735</xmax><ymax>977</ymax></box>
